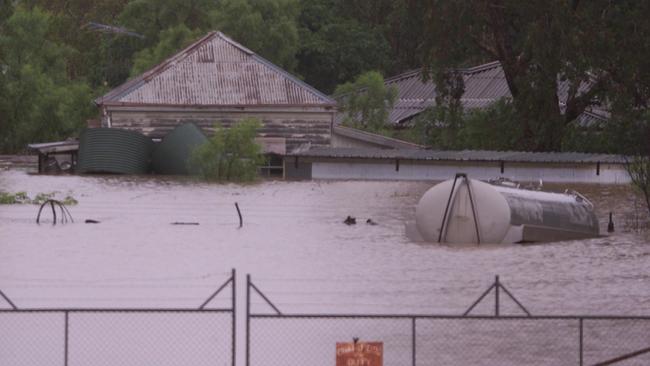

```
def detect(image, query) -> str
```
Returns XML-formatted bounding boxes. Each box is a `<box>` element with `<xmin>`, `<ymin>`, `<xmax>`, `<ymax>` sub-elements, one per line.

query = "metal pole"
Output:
<box><xmin>495</xmin><ymin>276</ymin><xmax>500</xmax><ymax>317</ymax></box>
<box><xmin>64</xmin><ymin>311</ymin><xmax>69</xmax><ymax>366</ymax></box>
<box><xmin>438</xmin><ymin>174</ymin><xmax>462</xmax><ymax>243</ymax></box>
<box><xmin>0</xmin><ymin>289</ymin><xmax>18</xmax><ymax>310</ymax></box>
<box><xmin>411</xmin><ymin>317</ymin><xmax>416</xmax><ymax>366</ymax></box>
<box><xmin>246</xmin><ymin>274</ymin><xmax>251</xmax><ymax>366</ymax></box>
<box><xmin>579</xmin><ymin>318</ymin><xmax>583</xmax><ymax>366</ymax></box>
<box><xmin>235</xmin><ymin>203</ymin><xmax>243</xmax><ymax>228</ymax></box>
<box><xmin>464</xmin><ymin>178</ymin><xmax>481</xmax><ymax>244</ymax></box>
<box><xmin>463</xmin><ymin>283</ymin><xmax>496</xmax><ymax>316</ymax></box>
<box><xmin>231</xmin><ymin>269</ymin><xmax>236</xmax><ymax>366</ymax></box>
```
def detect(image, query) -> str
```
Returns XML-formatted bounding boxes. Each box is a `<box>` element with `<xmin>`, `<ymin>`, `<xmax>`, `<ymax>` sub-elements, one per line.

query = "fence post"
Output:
<box><xmin>246</xmin><ymin>274</ymin><xmax>251</xmax><ymax>366</ymax></box>
<box><xmin>64</xmin><ymin>311</ymin><xmax>69</xmax><ymax>366</ymax></box>
<box><xmin>412</xmin><ymin>317</ymin><xmax>416</xmax><ymax>366</ymax></box>
<box><xmin>579</xmin><ymin>318</ymin><xmax>584</xmax><ymax>366</ymax></box>
<box><xmin>232</xmin><ymin>269</ymin><xmax>236</xmax><ymax>366</ymax></box>
<box><xmin>495</xmin><ymin>276</ymin><xmax>500</xmax><ymax>317</ymax></box>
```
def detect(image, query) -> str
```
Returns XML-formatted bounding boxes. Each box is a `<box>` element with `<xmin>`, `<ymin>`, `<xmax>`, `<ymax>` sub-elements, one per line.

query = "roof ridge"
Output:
<box><xmin>384</xmin><ymin>69</ymin><xmax>424</xmax><ymax>84</ymax></box>
<box><xmin>384</xmin><ymin>61</ymin><xmax>501</xmax><ymax>85</ymax></box>
<box><xmin>250</xmin><ymin>54</ymin><xmax>335</xmax><ymax>104</ymax></box>
<box><xmin>95</xmin><ymin>32</ymin><xmax>220</xmax><ymax>105</ymax></box>
<box><xmin>215</xmin><ymin>31</ymin><xmax>254</xmax><ymax>55</ymax></box>
<box><xmin>461</xmin><ymin>60</ymin><xmax>502</xmax><ymax>74</ymax></box>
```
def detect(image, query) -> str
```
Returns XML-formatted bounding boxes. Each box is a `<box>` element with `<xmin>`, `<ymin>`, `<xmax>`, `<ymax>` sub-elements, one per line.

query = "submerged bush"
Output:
<box><xmin>0</xmin><ymin>191</ymin><xmax>31</xmax><ymax>204</ymax></box>
<box><xmin>189</xmin><ymin>118</ymin><xmax>266</xmax><ymax>182</ymax></box>
<box><xmin>626</xmin><ymin>156</ymin><xmax>650</xmax><ymax>217</ymax></box>
<box><xmin>0</xmin><ymin>191</ymin><xmax>78</xmax><ymax>205</ymax></box>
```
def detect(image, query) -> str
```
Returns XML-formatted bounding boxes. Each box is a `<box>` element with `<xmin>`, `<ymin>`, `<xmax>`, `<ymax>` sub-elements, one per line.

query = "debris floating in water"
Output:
<box><xmin>344</xmin><ymin>216</ymin><xmax>356</xmax><ymax>225</ymax></box>
<box><xmin>85</xmin><ymin>219</ymin><xmax>100</xmax><ymax>224</ymax></box>
<box><xmin>171</xmin><ymin>222</ymin><xmax>199</xmax><ymax>225</ymax></box>
<box><xmin>366</xmin><ymin>218</ymin><xmax>378</xmax><ymax>226</ymax></box>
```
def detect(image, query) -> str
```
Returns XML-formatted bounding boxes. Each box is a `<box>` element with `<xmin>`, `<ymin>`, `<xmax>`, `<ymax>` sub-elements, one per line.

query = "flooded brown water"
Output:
<box><xmin>1</xmin><ymin>169</ymin><xmax>650</xmax><ymax>316</ymax></box>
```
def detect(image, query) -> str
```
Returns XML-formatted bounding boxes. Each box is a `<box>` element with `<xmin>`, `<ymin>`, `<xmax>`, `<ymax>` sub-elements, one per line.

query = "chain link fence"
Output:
<box><xmin>247</xmin><ymin>316</ymin><xmax>650</xmax><ymax>365</ymax></box>
<box><xmin>3</xmin><ymin>272</ymin><xmax>650</xmax><ymax>366</ymax></box>
<box><xmin>0</xmin><ymin>271</ymin><xmax>236</xmax><ymax>366</ymax></box>
<box><xmin>0</xmin><ymin>311</ymin><xmax>65</xmax><ymax>365</ymax></box>
<box><xmin>246</xmin><ymin>276</ymin><xmax>650</xmax><ymax>366</ymax></box>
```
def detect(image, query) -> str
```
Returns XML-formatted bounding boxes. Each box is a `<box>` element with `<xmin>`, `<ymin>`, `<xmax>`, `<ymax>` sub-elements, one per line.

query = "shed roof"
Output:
<box><xmin>96</xmin><ymin>32</ymin><xmax>335</xmax><ymax>107</ymax></box>
<box><xmin>292</xmin><ymin>147</ymin><xmax>626</xmax><ymax>164</ymax></box>
<box><xmin>381</xmin><ymin>61</ymin><xmax>608</xmax><ymax>125</ymax></box>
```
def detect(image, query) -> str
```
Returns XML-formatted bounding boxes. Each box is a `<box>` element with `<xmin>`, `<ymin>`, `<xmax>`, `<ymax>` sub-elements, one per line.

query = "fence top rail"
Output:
<box><xmin>0</xmin><ymin>307</ymin><xmax>234</xmax><ymax>313</ymax></box>
<box><xmin>249</xmin><ymin>313</ymin><xmax>650</xmax><ymax>320</ymax></box>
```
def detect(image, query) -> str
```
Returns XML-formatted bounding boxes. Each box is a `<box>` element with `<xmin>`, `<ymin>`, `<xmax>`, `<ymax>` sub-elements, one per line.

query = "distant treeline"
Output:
<box><xmin>0</xmin><ymin>1</ymin><xmax>648</xmax><ymax>154</ymax></box>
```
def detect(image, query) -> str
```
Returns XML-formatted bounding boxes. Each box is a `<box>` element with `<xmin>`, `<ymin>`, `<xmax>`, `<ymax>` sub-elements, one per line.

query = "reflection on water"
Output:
<box><xmin>1</xmin><ymin>169</ymin><xmax>650</xmax><ymax>315</ymax></box>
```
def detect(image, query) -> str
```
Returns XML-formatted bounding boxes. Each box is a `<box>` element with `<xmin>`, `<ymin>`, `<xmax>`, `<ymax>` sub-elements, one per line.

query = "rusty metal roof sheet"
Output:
<box><xmin>97</xmin><ymin>32</ymin><xmax>335</xmax><ymax>107</ymax></box>
<box><xmin>292</xmin><ymin>147</ymin><xmax>626</xmax><ymax>164</ymax></box>
<box><xmin>379</xmin><ymin>61</ymin><xmax>605</xmax><ymax>125</ymax></box>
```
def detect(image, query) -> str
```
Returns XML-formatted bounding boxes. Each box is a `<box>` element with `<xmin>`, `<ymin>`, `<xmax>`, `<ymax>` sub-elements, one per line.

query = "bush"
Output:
<box><xmin>189</xmin><ymin>118</ymin><xmax>266</xmax><ymax>182</ymax></box>
<box><xmin>334</xmin><ymin>71</ymin><xmax>397</xmax><ymax>132</ymax></box>
<box><xmin>411</xmin><ymin>99</ymin><xmax>521</xmax><ymax>150</ymax></box>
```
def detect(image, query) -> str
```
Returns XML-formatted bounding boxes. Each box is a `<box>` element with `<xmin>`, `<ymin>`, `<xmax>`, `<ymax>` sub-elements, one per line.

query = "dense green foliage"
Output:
<box><xmin>189</xmin><ymin>118</ymin><xmax>265</xmax><ymax>182</ymax></box>
<box><xmin>334</xmin><ymin>71</ymin><xmax>396</xmax><ymax>132</ymax></box>
<box><xmin>0</xmin><ymin>1</ymin><xmax>648</xmax><ymax>155</ymax></box>
<box><xmin>408</xmin><ymin>100</ymin><xmax>521</xmax><ymax>150</ymax></box>
<box><xmin>418</xmin><ymin>1</ymin><xmax>650</xmax><ymax>152</ymax></box>
<box><xmin>0</xmin><ymin>6</ymin><xmax>95</xmax><ymax>152</ymax></box>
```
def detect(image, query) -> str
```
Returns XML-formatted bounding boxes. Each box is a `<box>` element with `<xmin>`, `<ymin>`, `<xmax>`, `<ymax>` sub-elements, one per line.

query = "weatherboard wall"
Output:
<box><xmin>104</xmin><ymin>106</ymin><xmax>333</xmax><ymax>153</ymax></box>
<box><xmin>288</xmin><ymin>158</ymin><xmax>629</xmax><ymax>184</ymax></box>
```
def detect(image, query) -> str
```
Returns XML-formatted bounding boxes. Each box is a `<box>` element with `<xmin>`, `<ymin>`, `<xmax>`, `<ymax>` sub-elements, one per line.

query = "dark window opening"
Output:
<box><xmin>258</xmin><ymin>154</ymin><xmax>284</xmax><ymax>178</ymax></box>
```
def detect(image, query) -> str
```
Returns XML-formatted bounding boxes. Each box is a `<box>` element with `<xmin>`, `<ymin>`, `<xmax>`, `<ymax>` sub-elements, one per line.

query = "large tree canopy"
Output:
<box><xmin>418</xmin><ymin>0</ymin><xmax>650</xmax><ymax>151</ymax></box>
<box><xmin>0</xmin><ymin>6</ymin><xmax>94</xmax><ymax>152</ymax></box>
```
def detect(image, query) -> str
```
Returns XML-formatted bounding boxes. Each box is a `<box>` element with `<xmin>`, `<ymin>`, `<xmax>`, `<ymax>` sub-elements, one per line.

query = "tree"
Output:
<box><xmin>334</xmin><ymin>71</ymin><xmax>397</xmax><ymax>132</ymax></box>
<box><xmin>189</xmin><ymin>118</ymin><xmax>265</xmax><ymax>182</ymax></box>
<box><xmin>626</xmin><ymin>156</ymin><xmax>650</xmax><ymax>217</ymax></box>
<box><xmin>130</xmin><ymin>24</ymin><xmax>200</xmax><ymax>76</ymax></box>
<box><xmin>296</xmin><ymin>0</ymin><xmax>391</xmax><ymax>93</ymax></box>
<box><xmin>417</xmin><ymin>1</ymin><xmax>650</xmax><ymax>151</ymax></box>
<box><xmin>119</xmin><ymin>0</ymin><xmax>214</xmax><ymax>46</ymax></box>
<box><xmin>0</xmin><ymin>6</ymin><xmax>94</xmax><ymax>153</ymax></box>
<box><xmin>411</xmin><ymin>99</ymin><xmax>521</xmax><ymax>150</ymax></box>
<box><xmin>211</xmin><ymin>0</ymin><xmax>300</xmax><ymax>72</ymax></box>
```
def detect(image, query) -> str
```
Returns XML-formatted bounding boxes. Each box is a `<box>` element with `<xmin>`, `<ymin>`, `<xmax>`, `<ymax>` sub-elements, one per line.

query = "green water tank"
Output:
<box><xmin>77</xmin><ymin>128</ymin><xmax>154</xmax><ymax>174</ymax></box>
<box><xmin>152</xmin><ymin>123</ymin><xmax>208</xmax><ymax>175</ymax></box>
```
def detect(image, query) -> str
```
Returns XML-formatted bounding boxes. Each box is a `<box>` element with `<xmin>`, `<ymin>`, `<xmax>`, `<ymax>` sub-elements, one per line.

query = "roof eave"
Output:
<box><xmin>99</xmin><ymin>101</ymin><xmax>338</xmax><ymax>108</ymax></box>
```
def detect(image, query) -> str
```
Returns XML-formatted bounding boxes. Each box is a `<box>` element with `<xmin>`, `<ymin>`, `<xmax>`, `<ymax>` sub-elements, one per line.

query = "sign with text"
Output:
<box><xmin>336</xmin><ymin>341</ymin><xmax>383</xmax><ymax>366</ymax></box>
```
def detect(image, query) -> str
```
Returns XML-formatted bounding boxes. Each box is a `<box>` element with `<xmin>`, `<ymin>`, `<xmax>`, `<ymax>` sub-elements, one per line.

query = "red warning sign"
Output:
<box><xmin>336</xmin><ymin>341</ymin><xmax>383</xmax><ymax>366</ymax></box>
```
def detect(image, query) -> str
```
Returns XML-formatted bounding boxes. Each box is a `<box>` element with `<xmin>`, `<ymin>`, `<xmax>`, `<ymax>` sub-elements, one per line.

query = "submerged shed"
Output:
<box><xmin>95</xmin><ymin>31</ymin><xmax>336</xmax><ymax>155</ymax></box>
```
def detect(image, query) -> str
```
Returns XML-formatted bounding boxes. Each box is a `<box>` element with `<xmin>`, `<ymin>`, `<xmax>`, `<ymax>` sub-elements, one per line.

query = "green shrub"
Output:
<box><xmin>189</xmin><ymin>118</ymin><xmax>266</xmax><ymax>182</ymax></box>
<box><xmin>0</xmin><ymin>191</ymin><xmax>78</xmax><ymax>205</ymax></box>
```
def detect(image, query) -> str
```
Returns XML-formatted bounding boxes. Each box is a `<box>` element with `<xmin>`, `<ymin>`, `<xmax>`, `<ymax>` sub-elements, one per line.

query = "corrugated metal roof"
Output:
<box><xmin>374</xmin><ymin>61</ymin><xmax>606</xmax><ymax>125</ymax></box>
<box><xmin>97</xmin><ymin>32</ymin><xmax>335</xmax><ymax>107</ymax></box>
<box><xmin>292</xmin><ymin>147</ymin><xmax>626</xmax><ymax>164</ymax></box>
<box><xmin>332</xmin><ymin>126</ymin><xmax>425</xmax><ymax>149</ymax></box>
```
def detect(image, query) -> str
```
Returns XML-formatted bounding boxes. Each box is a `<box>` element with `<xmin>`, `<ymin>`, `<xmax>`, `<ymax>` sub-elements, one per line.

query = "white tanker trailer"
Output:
<box><xmin>407</xmin><ymin>174</ymin><xmax>600</xmax><ymax>244</ymax></box>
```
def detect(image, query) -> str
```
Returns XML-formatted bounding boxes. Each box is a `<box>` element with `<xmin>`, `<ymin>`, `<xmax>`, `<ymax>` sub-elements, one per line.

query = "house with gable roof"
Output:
<box><xmin>380</xmin><ymin>61</ymin><xmax>609</xmax><ymax>127</ymax></box>
<box><xmin>95</xmin><ymin>31</ymin><xmax>337</xmax><ymax>155</ymax></box>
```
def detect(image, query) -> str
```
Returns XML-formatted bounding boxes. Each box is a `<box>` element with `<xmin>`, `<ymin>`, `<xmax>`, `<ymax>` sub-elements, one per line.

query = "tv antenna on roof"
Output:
<box><xmin>82</xmin><ymin>22</ymin><xmax>144</xmax><ymax>39</ymax></box>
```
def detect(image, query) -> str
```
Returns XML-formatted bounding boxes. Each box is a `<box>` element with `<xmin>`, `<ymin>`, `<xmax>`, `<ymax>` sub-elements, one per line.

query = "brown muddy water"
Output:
<box><xmin>1</xmin><ymin>169</ymin><xmax>650</xmax><ymax>316</ymax></box>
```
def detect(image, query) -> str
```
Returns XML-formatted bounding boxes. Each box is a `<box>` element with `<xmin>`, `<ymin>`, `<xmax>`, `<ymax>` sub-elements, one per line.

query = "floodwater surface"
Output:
<box><xmin>0</xmin><ymin>169</ymin><xmax>649</xmax><ymax>316</ymax></box>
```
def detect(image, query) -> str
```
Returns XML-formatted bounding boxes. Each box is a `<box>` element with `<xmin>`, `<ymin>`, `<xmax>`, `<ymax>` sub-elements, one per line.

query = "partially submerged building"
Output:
<box><xmin>95</xmin><ymin>31</ymin><xmax>336</xmax><ymax>155</ymax></box>
<box><xmin>285</xmin><ymin>147</ymin><xmax>629</xmax><ymax>184</ymax></box>
<box><xmin>379</xmin><ymin>61</ymin><xmax>608</xmax><ymax>127</ymax></box>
